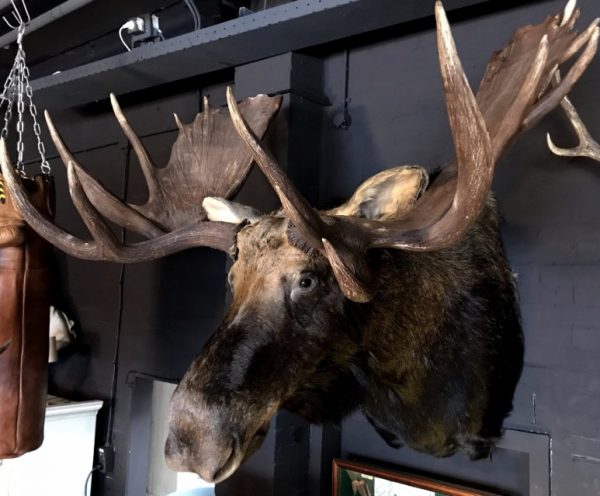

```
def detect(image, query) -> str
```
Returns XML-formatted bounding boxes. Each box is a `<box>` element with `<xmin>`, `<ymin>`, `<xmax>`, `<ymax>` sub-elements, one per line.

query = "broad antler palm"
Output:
<box><xmin>0</xmin><ymin>93</ymin><xmax>281</xmax><ymax>262</ymax></box>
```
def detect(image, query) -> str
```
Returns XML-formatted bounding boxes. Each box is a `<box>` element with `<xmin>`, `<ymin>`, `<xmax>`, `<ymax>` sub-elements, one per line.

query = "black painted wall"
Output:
<box><xmin>17</xmin><ymin>0</ymin><xmax>600</xmax><ymax>494</ymax></box>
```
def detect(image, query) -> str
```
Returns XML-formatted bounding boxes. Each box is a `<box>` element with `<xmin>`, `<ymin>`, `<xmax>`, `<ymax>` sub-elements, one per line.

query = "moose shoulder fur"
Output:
<box><xmin>287</xmin><ymin>200</ymin><xmax>522</xmax><ymax>458</ymax></box>
<box><xmin>1</xmin><ymin>0</ymin><xmax>598</xmax><ymax>485</ymax></box>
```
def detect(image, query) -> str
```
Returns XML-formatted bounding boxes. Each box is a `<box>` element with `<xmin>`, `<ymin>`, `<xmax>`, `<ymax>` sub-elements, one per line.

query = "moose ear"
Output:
<box><xmin>329</xmin><ymin>165</ymin><xmax>429</xmax><ymax>221</ymax></box>
<box><xmin>202</xmin><ymin>197</ymin><xmax>263</xmax><ymax>224</ymax></box>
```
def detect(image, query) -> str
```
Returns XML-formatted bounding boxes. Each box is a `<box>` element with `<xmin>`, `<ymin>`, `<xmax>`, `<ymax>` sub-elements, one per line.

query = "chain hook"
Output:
<box><xmin>16</xmin><ymin>23</ymin><xmax>25</xmax><ymax>45</ymax></box>
<box><xmin>2</xmin><ymin>0</ymin><xmax>30</xmax><ymax>31</ymax></box>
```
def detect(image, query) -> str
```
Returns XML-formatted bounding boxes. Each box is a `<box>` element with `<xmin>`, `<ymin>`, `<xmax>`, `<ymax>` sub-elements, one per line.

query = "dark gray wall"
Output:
<box><xmin>24</xmin><ymin>0</ymin><xmax>600</xmax><ymax>495</ymax></box>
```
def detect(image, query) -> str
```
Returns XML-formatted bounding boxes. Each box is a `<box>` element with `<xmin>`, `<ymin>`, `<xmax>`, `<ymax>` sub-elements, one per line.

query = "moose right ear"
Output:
<box><xmin>202</xmin><ymin>197</ymin><xmax>263</xmax><ymax>224</ymax></box>
<box><xmin>329</xmin><ymin>165</ymin><xmax>429</xmax><ymax>221</ymax></box>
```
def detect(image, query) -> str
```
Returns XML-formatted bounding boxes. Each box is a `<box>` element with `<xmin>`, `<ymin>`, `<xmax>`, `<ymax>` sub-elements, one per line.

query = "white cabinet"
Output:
<box><xmin>0</xmin><ymin>396</ymin><xmax>102</xmax><ymax>496</ymax></box>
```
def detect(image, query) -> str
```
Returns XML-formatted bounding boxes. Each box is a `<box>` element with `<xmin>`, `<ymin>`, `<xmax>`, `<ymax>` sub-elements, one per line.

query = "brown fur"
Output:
<box><xmin>165</xmin><ymin>195</ymin><xmax>523</xmax><ymax>482</ymax></box>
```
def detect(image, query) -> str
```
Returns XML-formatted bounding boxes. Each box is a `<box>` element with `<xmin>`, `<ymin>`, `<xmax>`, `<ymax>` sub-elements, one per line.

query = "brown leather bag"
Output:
<box><xmin>0</xmin><ymin>174</ymin><xmax>53</xmax><ymax>458</ymax></box>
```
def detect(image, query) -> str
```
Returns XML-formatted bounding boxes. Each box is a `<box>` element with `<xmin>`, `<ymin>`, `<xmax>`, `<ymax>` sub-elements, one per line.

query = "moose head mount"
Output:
<box><xmin>1</xmin><ymin>0</ymin><xmax>598</xmax><ymax>485</ymax></box>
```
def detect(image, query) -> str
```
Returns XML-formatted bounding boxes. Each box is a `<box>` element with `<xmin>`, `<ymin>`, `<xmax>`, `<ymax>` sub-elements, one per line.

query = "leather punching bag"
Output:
<box><xmin>0</xmin><ymin>174</ymin><xmax>53</xmax><ymax>458</ymax></box>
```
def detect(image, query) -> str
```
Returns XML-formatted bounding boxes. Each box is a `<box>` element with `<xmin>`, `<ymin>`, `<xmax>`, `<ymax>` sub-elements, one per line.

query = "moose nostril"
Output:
<box><xmin>196</xmin><ymin>434</ymin><xmax>240</xmax><ymax>484</ymax></box>
<box><xmin>201</xmin><ymin>447</ymin><xmax>233</xmax><ymax>482</ymax></box>
<box><xmin>165</xmin><ymin>427</ymin><xmax>241</xmax><ymax>483</ymax></box>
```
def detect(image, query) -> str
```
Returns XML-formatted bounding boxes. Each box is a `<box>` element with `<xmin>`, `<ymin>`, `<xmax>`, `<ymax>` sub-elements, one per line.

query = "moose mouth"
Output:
<box><xmin>210</xmin><ymin>436</ymin><xmax>240</xmax><ymax>483</ymax></box>
<box><xmin>202</xmin><ymin>419</ymin><xmax>271</xmax><ymax>484</ymax></box>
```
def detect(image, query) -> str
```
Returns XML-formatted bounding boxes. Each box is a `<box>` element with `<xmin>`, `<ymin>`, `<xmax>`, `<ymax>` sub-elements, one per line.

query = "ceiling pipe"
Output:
<box><xmin>0</xmin><ymin>0</ymin><xmax>94</xmax><ymax>48</ymax></box>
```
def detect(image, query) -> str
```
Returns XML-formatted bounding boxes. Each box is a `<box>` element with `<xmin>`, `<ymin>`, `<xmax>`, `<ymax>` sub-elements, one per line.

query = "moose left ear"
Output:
<box><xmin>202</xmin><ymin>197</ymin><xmax>263</xmax><ymax>224</ymax></box>
<box><xmin>329</xmin><ymin>165</ymin><xmax>429</xmax><ymax>221</ymax></box>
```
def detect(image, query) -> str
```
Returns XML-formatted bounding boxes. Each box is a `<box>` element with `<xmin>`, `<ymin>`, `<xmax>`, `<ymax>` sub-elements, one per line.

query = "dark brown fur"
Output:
<box><xmin>165</xmin><ymin>196</ymin><xmax>523</xmax><ymax>482</ymax></box>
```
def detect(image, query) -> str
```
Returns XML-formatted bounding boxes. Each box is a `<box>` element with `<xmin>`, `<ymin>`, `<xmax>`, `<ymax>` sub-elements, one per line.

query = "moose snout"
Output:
<box><xmin>164</xmin><ymin>320</ymin><xmax>279</xmax><ymax>483</ymax></box>
<box><xmin>165</xmin><ymin>427</ymin><xmax>240</xmax><ymax>483</ymax></box>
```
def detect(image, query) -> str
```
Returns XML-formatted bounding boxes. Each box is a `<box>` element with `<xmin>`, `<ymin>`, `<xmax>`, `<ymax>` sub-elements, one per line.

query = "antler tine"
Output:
<box><xmin>559</xmin><ymin>15</ymin><xmax>597</xmax><ymax>62</ymax></box>
<box><xmin>66</xmin><ymin>161</ymin><xmax>122</xmax><ymax>258</ymax></box>
<box><xmin>400</xmin><ymin>1</ymin><xmax>493</xmax><ymax>249</ymax></box>
<box><xmin>0</xmin><ymin>138</ymin><xmax>98</xmax><ymax>259</ymax></box>
<box><xmin>110</xmin><ymin>93</ymin><xmax>160</xmax><ymax>200</ymax></box>
<box><xmin>547</xmin><ymin>92</ymin><xmax>600</xmax><ymax>161</ymax></box>
<box><xmin>226</xmin><ymin>86</ymin><xmax>325</xmax><ymax>250</ymax></box>
<box><xmin>534</xmin><ymin>18</ymin><xmax>598</xmax><ymax>101</ymax></box>
<box><xmin>491</xmin><ymin>34</ymin><xmax>549</xmax><ymax>161</ymax></box>
<box><xmin>561</xmin><ymin>0</ymin><xmax>577</xmax><ymax>28</ymax></box>
<box><xmin>365</xmin><ymin>1</ymin><xmax>494</xmax><ymax>251</ymax></box>
<box><xmin>72</xmin><ymin>163</ymin><xmax>165</xmax><ymax>238</ymax></box>
<box><xmin>44</xmin><ymin>110</ymin><xmax>165</xmax><ymax>239</ymax></box>
<box><xmin>44</xmin><ymin>110</ymin><xmax>80</xmax><ymax>170</ymax></box>
<box><xmin>322</xmin><ymin>238</ymin><xmax>374</xmax><ymax>302</ymax></box>
<box><xmin>522</xmin><ymin>22</ymin><xmax>599</xmax><ymax>133</ymax></box>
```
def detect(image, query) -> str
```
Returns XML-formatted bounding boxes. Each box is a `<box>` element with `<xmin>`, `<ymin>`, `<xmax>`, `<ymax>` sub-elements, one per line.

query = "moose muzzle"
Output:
<box><xmin>165</xmin><ymin>384</ymin><xmax>272</xmax><ymax>483</ymax></box>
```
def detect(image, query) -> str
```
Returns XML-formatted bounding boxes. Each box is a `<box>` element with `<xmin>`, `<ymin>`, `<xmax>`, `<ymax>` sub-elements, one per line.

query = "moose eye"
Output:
<box><xmin>291</xmin><ymin>273</ymin><xmax>319</xmax><ymax>303</ymax></box>
<box><xmin>297</xmin><ymin>273</ymin><xmax>318</xmax><ymax>291</ymax></box>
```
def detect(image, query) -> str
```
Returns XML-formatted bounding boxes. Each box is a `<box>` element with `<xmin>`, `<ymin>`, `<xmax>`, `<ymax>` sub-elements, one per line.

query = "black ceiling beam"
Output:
<box><xmin>31</xmin><ymin>0</ymin><xmax>490</xmax><ymax>109</ymax></box>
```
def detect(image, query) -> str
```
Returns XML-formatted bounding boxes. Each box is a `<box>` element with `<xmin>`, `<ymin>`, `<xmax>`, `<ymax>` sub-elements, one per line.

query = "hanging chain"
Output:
<box><xmin>0</xmin><ymin>20</ymin><xmax>51</xmax><ymax>176</ymax></box>
<box><xmin>1</xmin><ymin>59</ymin><xmax>18</xmax><ymax>140</ymax></box>
<box><xmin>24</xmin><ymin>55</ymin><xmax>50</xmax><ymax>174</ymax></box>
<box><xmin>15</xmin><ymin>41</ymin><xmax>25</xmax><ymax>174</ymax></box>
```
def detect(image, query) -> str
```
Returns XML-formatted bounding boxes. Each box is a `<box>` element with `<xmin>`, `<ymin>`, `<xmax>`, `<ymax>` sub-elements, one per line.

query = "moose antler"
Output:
<box><xmin>0</xmin><ymin>1</ymin><xmax>596</xmax><ymax>301</ymax></box>
<box><xmin>0</xmin><ymin>93</ymin><xmax>282</xmax><ymax>261</ymax></box>
<box><xmin>547</xmin><ymin>74</ymin><xmax>600</xmax><ymax>161</ymax></box>
<box><xmin>226</xmin><ymin>0</ymin><xmax>599</xmax><ymax>302</ymax></box>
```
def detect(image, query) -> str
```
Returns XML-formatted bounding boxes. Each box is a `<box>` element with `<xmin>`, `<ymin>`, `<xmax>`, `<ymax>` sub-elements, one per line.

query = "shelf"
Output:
<box><xmin>30</xmin><ymin>0</ymin><xmax>484</xmax><ymax>108</ymax></box>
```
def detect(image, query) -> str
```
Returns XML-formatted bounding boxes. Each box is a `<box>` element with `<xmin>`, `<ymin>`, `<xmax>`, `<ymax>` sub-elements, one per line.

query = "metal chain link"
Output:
<box><xmin>23</xmin><ymin>55</ymin><xmax>50</xmax><ymax>174</ymax></box>
<box><xmin>0</xmin><ymin>21</ymin><xmax>51</xmax><ymax>176</ymax></box>
<box><xmin>1</xmin><ymin>59</ymin><xmax>19</xmax><ymax>140</ymax></box>
<box><xmin>2</xmin><ymin>92</ymin><xmax>15</xmax><ymax>141</ymax></box>
<box><xmin>16</xmin><ymin>50</ymin><xmax>25</xmax><ymax>174</ymax></box>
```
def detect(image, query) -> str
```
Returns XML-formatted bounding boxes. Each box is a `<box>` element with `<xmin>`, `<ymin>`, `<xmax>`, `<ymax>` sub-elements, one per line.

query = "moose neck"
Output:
<box><xmin>284</xmin><ymin>200</ymin><xmax>522</xmax><ymax>459</ymax></box>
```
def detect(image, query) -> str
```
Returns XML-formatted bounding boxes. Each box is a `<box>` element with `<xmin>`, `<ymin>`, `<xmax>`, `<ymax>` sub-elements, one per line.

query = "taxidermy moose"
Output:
<box><xmin>1</xmin><ymin>0</ymin><xmax>598</xmax><ymax>484</ymax></box>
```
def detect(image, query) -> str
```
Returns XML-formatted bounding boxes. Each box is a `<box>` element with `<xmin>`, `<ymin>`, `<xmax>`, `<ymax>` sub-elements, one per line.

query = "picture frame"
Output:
<box><xmin>332</xmin><ymin>459</ymin><xmax>501</xmax><ymax>496</ymax></box>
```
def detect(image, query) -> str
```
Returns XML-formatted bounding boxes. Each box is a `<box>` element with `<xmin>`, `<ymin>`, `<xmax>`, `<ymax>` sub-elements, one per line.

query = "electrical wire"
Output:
<box><xmin>118</xmin><ymin>24</ymin><xmax>131</xmax><ymax>51</ymax></box>
<box><xmin>342</xmin><ymin>48</ymin><xmax>352</xmax><ymax>129</ymax></box>
<box><xmin>84</xmin><ymin>464</ymin><xmax>101</xmax><ymax>496</ymax></box>
<box><xmin>183</xmin><ymin>0</ymin><xmax>200</xmax><ymax>30</ymax></box>
<box><xmin>104</xmin><ymin>144</ymin><xmax>131</xmax><ymax>447</ymax></box>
